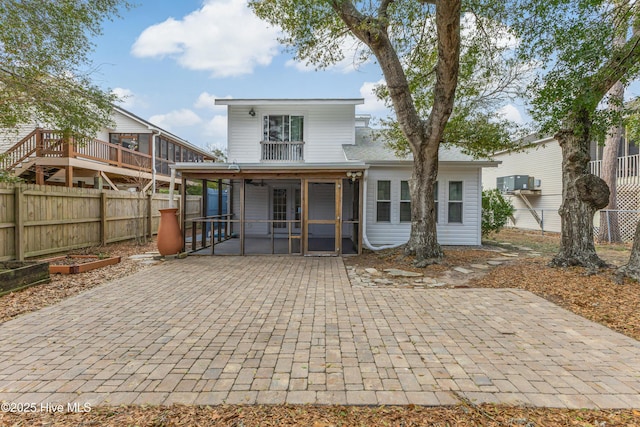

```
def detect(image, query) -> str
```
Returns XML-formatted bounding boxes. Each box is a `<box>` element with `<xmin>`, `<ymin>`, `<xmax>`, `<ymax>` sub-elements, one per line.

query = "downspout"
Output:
<box><xmin>361</xmin><ymin>169</ymin><xmax>405</xmax><ymax>251</ymax></box>
<box><xmin>151</xmin><ymin>129</ymin><xmax>158</xmax><ymax>194</ymax></box>
<box><xmin>169</xmin><ymin>166</ymin><xmax>176</xmax><ymax>208</ymax></box>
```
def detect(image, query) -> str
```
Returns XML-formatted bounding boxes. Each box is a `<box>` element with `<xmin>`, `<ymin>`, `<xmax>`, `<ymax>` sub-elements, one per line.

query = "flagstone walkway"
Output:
<box><xmin>0</xmin><ymin>256</ymin><xmax>639</xmax><ymax>409</ymax></box>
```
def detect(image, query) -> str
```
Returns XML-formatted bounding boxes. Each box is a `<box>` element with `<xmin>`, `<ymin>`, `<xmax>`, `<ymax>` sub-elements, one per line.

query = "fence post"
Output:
<box><xmin>14</xmin><ymin>184</ymin><xmax>24</xmax><ymax>261</ymax></box>
<box><xmin>147</xmin><ymin>193</ymin><xmax>153</xmax><ymax>239</ymax></box>
<box><xmin>541</xmin><ymin>210</ymin><xmax>544</xmax><ymax>236</ymax></box>
<box><xmin>606</xmin><ymin>210</ymin><xmax>611</xmax><ymax>243</ymax></box>
<box><xmin>100</xmin><ymin>191</ymin><xmax>107</xmax><ymax>245</ymax></box>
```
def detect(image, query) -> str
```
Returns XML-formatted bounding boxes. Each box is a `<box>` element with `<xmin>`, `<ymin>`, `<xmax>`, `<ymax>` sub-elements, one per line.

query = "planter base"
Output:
<box><xmin>43</xmin><ymin>255</ymin><xmax>121</xmax><ymax>274</ymax></box>
<box><xmin>0</xmin><ymin>261</ymin><xmax>50</xmax><ymax>296</ymax></box>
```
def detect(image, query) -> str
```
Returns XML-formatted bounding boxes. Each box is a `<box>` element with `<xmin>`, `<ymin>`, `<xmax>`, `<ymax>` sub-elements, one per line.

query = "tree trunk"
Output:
<box><xmin>617</xmin><ymin>219</ymin><xmax>640</xmax><ymax>282</ymax></box>
<box><xmin>551</xmin><ymin>113</ymin><xmax>610</xmax><ymax>268</ymax></box>
<box><xmin>405</xmin><ymin>145</ymin><xmax>442</xmax><ymax>266</ymax></box>
<box><xmin>332</xmin><ymin>0</ymin><xmax>461</xmax><ymax>266</ymax></box>
<box><xmin>598</xmin><ymin>82</ymin><xmax>624</xmax><ymax>243</ymax></box>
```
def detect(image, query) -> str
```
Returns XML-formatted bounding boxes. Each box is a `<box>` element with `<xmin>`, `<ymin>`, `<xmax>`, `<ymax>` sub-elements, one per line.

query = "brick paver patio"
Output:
<box><xmin>0</xmin><ymin>256</ymin><xmax>639</xmax><ymax>409</ymax></box>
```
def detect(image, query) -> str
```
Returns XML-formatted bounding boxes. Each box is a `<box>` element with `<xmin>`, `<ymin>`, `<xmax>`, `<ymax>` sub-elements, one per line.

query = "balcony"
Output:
<box><xmin>590</xmin><ymin>154</ymin><xmax>640</xmax><ymax>185</ymax></box>
<box><xmin>260</xmin><ymin>141</ymin><xmax>304</xmax><ymax>162</ymax></box>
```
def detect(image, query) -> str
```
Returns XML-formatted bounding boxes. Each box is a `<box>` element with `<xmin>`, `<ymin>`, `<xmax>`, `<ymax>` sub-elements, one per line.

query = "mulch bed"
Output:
<box><xmin>1</xmin><ymin>403</ymin><xmax>639</xmax><ymax>426</ymax></box>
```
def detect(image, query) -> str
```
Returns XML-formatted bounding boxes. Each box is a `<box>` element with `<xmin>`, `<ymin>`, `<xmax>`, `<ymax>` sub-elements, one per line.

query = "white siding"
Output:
<box><xmin>110</xmin><ymin>111</ymin><xmax>151</xmax><ymax>135</ymax></box>
<box><xmin>0</xmin><ymin>123</ymin><xmax>37</xmax><ymax>154</ymax></box>
<box><xmin>232</xmin><ymin>180</ymin><xmax>269</xmax><ymax>235</ymax></box>
<box><xmin>227</xmin><ymin>104</ymin><xmax>356</xmax><ymax>163</ymax></box>
<box><xmin>482</xmin><ymin>139</ymin><xmax>562</xmax><ymax>233</ymax></box>
<box><xmin>365</xmin><ymin>165</ymin><xmax>482</xmax><ymax>246</ymax></box>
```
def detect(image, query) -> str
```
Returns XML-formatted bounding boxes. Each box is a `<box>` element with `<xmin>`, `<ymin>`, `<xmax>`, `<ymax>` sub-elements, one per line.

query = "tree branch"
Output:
<box><xmin>589</xmin><ymin>30</ymin><xmax>640</xmax><ymax>101</ymax></box>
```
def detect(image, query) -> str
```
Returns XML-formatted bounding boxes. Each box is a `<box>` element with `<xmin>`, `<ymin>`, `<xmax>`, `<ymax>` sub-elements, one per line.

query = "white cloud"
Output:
<box><xmin>194</xmin><ymin>92</ymin><xmax>231</xmax><ymax>111</ymax></box>
<box><xmin>131</xmin><ymin>0</ymin><xmax>280</xmax><ymax>78</ymax></box>
<box><xmin>203</xmin><ymin>115</ymin><xmax>228</xmax><ymax>143</ymax></box>
<box><xmin>357</xmin><ymin>80</ymin><xmax>391</xmax><ymax>116</ymax></box>
<box><xmin>149</xmin><ymin>109</ymin><xmax>203</xmax><ymax>131</ymax></box>
<box><xmin>497</xmin><ymin>104</ymin><xmax>524</xmax><ymax>124</ymax></box>
<box><xmin>112</xmin><ymin>87</ymin><xmax>142</xmax><ymax>109</ymax></box>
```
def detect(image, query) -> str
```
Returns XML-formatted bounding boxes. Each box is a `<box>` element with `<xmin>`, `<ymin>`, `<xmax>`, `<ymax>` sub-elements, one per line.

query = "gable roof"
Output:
<box><xmin>343</xmin><ymin>127</ymin><xmax>499</xmax><ymax>167</ymax></box>
<box><xmin>215</xmin><ymin>98</ymin><xmax>364</xmax><ymax>106</ymax></box>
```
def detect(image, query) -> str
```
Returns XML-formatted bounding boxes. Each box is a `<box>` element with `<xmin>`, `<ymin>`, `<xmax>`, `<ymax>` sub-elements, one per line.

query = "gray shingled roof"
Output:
<box><xmin>343</xmin><ymin>127</ymin><xmax>489</xmax><ymax>163</ymax></box>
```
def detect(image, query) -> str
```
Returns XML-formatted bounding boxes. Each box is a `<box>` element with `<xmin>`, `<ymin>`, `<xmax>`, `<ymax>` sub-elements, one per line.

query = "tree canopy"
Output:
<box><xmin>0</xmin><ymin>0</ymin><xmax>131</xmax><ymax>137</ymax></box>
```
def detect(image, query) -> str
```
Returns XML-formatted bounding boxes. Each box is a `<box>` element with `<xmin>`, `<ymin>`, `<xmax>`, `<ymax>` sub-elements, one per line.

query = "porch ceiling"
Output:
<box><xmin>174</xmin><ymin>162</ymin><xmax>368</xmax><ymax>180</ymax></box>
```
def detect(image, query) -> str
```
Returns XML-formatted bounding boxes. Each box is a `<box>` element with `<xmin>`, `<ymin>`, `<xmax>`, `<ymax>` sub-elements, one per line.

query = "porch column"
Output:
<box><xmin>240</xmin><ymin>179</ymin><xmax>245</xmax><ymax>255</ymax></box>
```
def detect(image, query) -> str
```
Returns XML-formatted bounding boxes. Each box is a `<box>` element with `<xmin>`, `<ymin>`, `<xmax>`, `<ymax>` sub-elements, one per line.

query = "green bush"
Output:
<box><xmin>0</xmin><ymin>169</ymin><xmax>21</xmax><ymax>183</ymax></box>
<box><xmin>482</xmin><ymin>188</ymin><xmax>514</xmax><ymax>236</ymax></box>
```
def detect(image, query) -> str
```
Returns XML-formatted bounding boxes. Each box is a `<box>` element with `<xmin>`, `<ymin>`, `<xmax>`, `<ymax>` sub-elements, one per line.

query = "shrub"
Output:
<box><xmin>482</xmin><ymin>188</ymin><xmax>514</xmax><ymax>236</ymax></box>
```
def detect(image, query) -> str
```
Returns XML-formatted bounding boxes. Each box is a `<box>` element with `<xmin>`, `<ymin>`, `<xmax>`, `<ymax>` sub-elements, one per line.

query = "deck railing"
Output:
<box><xmin>590</xmin><ymin>154</ymin><xmax>640</xmax><ymax>185</ymax></box>
<box><xmin>260</xmin><ymin>141</ymin><xmax>304</xmax><ymax>162</ymax></box>
<box><xmin>2</xmin><ymin>129</ymin><xmax>155</xmax><ymax>174</ymax></box>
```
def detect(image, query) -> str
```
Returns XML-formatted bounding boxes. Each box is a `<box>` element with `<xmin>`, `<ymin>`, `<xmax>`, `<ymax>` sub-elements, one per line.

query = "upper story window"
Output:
<box><xmin>261</xmin><ymin>115</ymin><xmax>305</xmax><ymax>161</ymax></box>
<box><xmin>263</xmin><ymin>115</ymin><xmax>304</xmax><ymax>142</ymax></box>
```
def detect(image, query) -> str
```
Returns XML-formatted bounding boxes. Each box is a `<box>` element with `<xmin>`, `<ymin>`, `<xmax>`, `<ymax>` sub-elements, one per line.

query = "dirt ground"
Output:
<box><xmin>1</xmin><ymin>230</ymin><xmax>639</xmax><ymax>426</ymax></box>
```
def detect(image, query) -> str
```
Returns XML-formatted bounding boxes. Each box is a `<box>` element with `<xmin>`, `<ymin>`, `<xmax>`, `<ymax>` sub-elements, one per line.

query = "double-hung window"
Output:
<box><xmin>376</xmin><ymin>180</ymin><xmax>391</xmax><ymax>222</ymax></box>
<box><xmin>448</xmin><ymin>181</ymin><xmax>463</xmax><ymax>223</ymax></box>
<box><xmin>263</xmin><ymin>115</ymin><xmax>304</xmax><ymax>142</ymax></box>
<box><xmin>400</xmin><ymin>181</ymin><xmax>411</xmax><ymax>222</ymax></box>
<box><xmin>434</xmin><ymin>181</ymin><xmax>439</xmax><ymax>223</ymax></box>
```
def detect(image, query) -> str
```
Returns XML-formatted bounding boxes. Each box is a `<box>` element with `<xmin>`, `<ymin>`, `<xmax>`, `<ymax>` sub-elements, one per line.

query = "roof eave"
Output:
<box><xmin>215</xmin><ymin>98</ymin><xmax>364</xmax><ymax>106</ymax></box>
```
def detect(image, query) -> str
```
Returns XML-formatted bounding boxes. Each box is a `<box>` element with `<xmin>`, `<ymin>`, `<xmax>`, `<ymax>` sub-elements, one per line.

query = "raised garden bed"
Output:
<box><xmin>0</xmin><ymin>261</ymin><xmax>50</xmax><ymax>296</ymax></box>
<box><xmin>43</xmin><ymin>255</ymin><xmax>121</xmax><ymax>274</ymax></box>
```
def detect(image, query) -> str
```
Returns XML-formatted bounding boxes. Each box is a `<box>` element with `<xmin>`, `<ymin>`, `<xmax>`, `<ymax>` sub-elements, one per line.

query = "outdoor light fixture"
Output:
<box><xmin>346</xmin><ymin>171</ymin><xmax>362</xmax><ymax>181</ymax></box>
<box><xmin>249</xmin><ymin>108</ymin><xmax>256</xmax><ymax>117</ymax></box>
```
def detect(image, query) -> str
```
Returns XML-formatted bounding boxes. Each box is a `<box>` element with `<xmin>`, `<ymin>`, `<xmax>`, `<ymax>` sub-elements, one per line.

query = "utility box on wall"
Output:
<box><xmin>497</xmin><ymin>175</ymin><xmax>535</xmax><ymax>192</ymax></box>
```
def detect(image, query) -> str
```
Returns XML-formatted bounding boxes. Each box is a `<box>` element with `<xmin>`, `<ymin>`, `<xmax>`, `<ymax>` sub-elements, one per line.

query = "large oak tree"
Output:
<box><xmin>250</xmin><ymin>0</ymin><xmax>525</xmax><ymax>266</ymax></box>
<box><xmin>511</xmin><ymin>0</ymin><xmax>640</xmax><ymax>268</ymax></box>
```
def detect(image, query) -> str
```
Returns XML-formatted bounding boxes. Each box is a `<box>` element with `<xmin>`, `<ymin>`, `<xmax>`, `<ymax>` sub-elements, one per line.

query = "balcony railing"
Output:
<box><xmin>590</xmin><ymin>154</ymin><xmax>640</xmax><ymax>185</ymax></box>
<box><xmin>260</xmin><ymin>141</ymin><xmax>304</xmax><ymax>162</ymax></box>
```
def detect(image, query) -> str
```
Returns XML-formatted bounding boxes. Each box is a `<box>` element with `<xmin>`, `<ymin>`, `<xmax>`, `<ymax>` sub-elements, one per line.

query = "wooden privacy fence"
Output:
<box><xmin>0</xmin><ymin>183</ymin><xmax>202</xmax><ymax>261</ymax></box>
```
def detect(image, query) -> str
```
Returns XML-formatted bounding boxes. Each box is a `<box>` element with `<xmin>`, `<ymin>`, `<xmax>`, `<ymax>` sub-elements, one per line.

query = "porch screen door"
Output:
<box><xmin>304</xmin><ymin>179</ymin><xmax>341</xmax><ymax>255</ymax></box>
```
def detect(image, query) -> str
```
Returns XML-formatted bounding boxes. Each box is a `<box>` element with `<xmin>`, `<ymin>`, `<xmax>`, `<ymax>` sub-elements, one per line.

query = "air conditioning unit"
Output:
<box><xmin>497</xmin><ymin>175</ymin><xmax>534</xmax><ymax>192</ymax></box>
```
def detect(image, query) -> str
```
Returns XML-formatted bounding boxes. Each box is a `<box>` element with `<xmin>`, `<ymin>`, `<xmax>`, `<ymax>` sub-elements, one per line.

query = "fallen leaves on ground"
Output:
<box><xmin>0</xmin><ymin>239</ymin><xmax>158</xmax><ymax>323</ymax></box>
<box><xmin>0</xmin><ymin>404</ymin><xmax>639</xmax><ymax>427</ymax></box>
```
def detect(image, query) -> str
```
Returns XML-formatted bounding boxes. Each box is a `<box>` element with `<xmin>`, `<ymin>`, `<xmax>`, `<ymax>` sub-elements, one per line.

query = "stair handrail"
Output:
<box><xmin>0</xmin><ymin>128</ymin><xmax>44</xmax><ymax>171</ymax></box>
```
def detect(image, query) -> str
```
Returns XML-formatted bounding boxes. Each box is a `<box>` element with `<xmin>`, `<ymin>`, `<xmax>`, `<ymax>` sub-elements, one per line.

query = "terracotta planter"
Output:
<box><xmin>157</xmin><ymin>208</ymin><xmax>183</xmax><ymax>256</ymax></box>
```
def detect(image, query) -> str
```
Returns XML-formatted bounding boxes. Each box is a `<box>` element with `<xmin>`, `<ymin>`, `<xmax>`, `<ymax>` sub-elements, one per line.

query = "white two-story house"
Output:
<box><xmin>174</xmin><ymin>98</ymin><xmax>498</xmax><ymax>256</ymax></box>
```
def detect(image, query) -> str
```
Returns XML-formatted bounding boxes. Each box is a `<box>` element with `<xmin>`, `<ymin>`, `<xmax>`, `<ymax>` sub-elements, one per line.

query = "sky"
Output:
<box><xmin>88</xmin><ymin>0</ymin><xmax>525</xmax><ymax>151</ymax></box>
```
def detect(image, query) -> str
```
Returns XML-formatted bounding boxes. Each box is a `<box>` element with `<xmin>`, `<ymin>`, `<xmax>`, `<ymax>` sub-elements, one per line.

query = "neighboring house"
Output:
<box><xmin>0</xmin><ymin>106</ymin><xmax>213</xmax><ymax>190</ymax></box>
<box><xmin>482</xmin><ymin>135</ymin><xmax>563</xmax><ymax>233</ymax></box>
<box><xmin>174</xmin><ymin>98</ymin><xmax>498</xmax><ymax>256</ymax></box>
<box><xmin>482</xmin><ymin>134</ymin><xmax>640</xmax><ymax>237</ymax></box>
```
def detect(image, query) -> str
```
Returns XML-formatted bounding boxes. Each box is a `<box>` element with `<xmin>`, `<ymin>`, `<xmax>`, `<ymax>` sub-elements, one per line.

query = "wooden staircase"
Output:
<box><xmin>1</xmin><ymin>128</ymin><xmax>65</xmax><ymax>177</ymax></box>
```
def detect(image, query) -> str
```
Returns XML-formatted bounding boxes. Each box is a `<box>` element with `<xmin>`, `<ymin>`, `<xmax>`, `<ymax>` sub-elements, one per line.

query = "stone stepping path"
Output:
<box><xmin>347</xmin><ymin>245</ymin><xmax>542</xmax><ymax>289</ymax></box>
